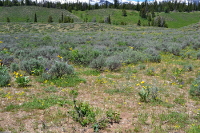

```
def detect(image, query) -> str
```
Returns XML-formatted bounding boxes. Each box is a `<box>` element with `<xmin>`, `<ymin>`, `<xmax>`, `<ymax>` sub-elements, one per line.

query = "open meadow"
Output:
<box><xmin>0</xmin><ymin>12</ymin><xmax>200</xmax><ymax>132</ymax></box>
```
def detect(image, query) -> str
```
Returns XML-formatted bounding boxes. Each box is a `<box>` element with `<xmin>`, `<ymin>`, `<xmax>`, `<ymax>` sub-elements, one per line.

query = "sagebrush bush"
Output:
<box><xmin>189</xmin><ymin>76</ymin><xmax>200</xmax><ymax>97</ymax></box>
<box><xmin>196</xmin><ymin>51</ymin><xmax>200</xmax><ymax>59</ymax></box>
<box><xmin>90</xmin><ymin>55</ymin><xmax>106</xmax><ymax>71</ymax></box>
<box><xmin>0</xmin><ymin>53</ymin><xmax>14</xmax><ymax>66</ymax></box>
<box><xmin>183</xmin><ymin>64</ymin><xmax>194</xmax><ymax>72</ymax></box>
<box><xmin>145</xmin><ymin>48</ymin><xmax>161</xmax><ymax>63</ymax></box>
<box><xmin>49</xmin><ymin>61</ymin><xmax>74</xmax><ymax>78</ymax></box>
<box><xmin>69</xmin><ymin>46</ymin><xmax>100</xmax><ymax>66</ymax></box>
<box><xmin>106</xmin><ymin>56</ymin><xmax>121</xmax><ymax>71</ymax></box>
<box><xmin>10</xmin><ymin>63</ymin><xmax>19</xmax><ymax>72</ymax></box>
<box><xmin>146</xmin><ymin>67</ymin><xmax>156</xmax><ymax>76</ymax></box>
<box><xmin>21</xmin><ymin>58</ymin><xmax>44</xmax><ymax>75</ymax></box>
<box><xmin>192</xmin><ymin>39</ymin><xmax>200</xmax><ymax>50</ymax></box>
<box><xmin>120</xmin><ymin>49</ymin><xmax>146</xmax><ymax>64</ymax></box>
<box><xmin>0</xmin><ymin>66</ymin><xmax>11</xmax><ymax>87</ymax></box>
<box><xmin>168</xmin><ymin>45</ymin><xmax>181</xmax><ymax>56</ymax></box>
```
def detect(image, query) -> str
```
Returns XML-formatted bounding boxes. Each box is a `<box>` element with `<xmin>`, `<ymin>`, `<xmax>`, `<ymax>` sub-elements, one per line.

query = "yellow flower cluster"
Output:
<box><xmin>5</xmin><ymin>92</ymin><xmax>13</xmax><ymax>99</ymax></box>
<box><xmin>0</xmin><ymin>41</ymin><xmax>3</xmax><ymax>43</ymax></box>
<box><xmin>57</xmin><ymin>55</ymin><xmax>63</xmax><ymax>59</ymax></box>
<box><xmin>13</xmin><ymin>71</ymin><xmax>23</xmax><ymax>78</ymax></box>
<box><xmin>16</xmin><ymin>91</ymin><xmax>25</xmax><ymax>96</ymax></box>
<box><xmin>128</xmin><ymin>46</ymin><xmax>134</xmax><ymax>49</ymax></box>
<box><xmin>69</xmin><ymin>47</ymin><xmax>73</xmax><ymax>51</ymax></box>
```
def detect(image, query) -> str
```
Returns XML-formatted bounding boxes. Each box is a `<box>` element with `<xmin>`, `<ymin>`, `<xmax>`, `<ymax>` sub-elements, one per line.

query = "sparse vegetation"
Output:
<box><xmin>0</xmin><ymin>5</ymin><xmax>200</xmax><ymax>132</ymax></box>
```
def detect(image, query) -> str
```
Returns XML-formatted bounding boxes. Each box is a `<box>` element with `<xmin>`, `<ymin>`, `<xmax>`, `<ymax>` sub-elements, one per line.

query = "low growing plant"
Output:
<box><xmin>0</xmin><ymin>65</ymin><xmax>11</xmax><ymax>87</ymax></box>
<box><xmin>14</xmin><ymin>71</ymin><xmax>30</xmax><ymax>87</ymax></box>
<box><xmin>138</xmin><ymin>84</ymin><xmax>159</xmax><ymax>102</ymax></box>
<box><xmin>68</xmin><ymin>90</ymin><xmax>96</xmax><ymax>126</ymax></box>
<box><xmin>189</xmin><ymin>76</ymin><xmax>200</xmax><ymax>97</ymax></box>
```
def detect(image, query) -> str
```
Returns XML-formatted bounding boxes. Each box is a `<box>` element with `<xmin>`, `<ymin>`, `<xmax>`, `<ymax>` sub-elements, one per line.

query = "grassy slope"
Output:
<box><xmin>0</xmin><ymin>6</ymin><xmax>199</xmax><ymax>28</ymax></box>
<box><xmin>160</xmin><ymin>11</ymin><xmax>200</xmax><ymax>28</ymax></box>
<box><xmin>73</xmin><ymin>9</ymin><xmax>200</xmax><ymax>28</ymax></box>
<box><xmin>0</xmin><ymin>6</ymin><xmax>82</xmax><ymax>23</ymax></box>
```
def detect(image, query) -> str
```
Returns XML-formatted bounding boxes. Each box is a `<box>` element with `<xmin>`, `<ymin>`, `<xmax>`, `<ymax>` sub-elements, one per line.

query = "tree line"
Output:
<box><xmin>0</xmin><ymin>0</ymin><xmax>200</xmax><ymax>13</ymax></box>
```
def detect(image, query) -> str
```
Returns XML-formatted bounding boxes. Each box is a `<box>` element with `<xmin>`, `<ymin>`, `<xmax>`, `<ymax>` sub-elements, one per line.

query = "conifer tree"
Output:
<box><xmin>6</xmin><ymin>17</ymin><xmax>10</xmax><ymax>22</ymax></box>
<box><xmin>48</xmin><ymin>16</ymin><xmax>53</xmax><ymax>23</ymax></box>
<box><xmin>34</xmin><ymin>13</ymin><xmax>37</xmax><ymax>22</ymax></box>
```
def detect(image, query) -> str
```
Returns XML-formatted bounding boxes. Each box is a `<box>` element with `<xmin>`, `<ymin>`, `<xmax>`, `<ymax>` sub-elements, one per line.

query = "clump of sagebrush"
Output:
<box><xmin>146</xmin><ymin>67</ymin><xmax>156</xmax><ymax>76</ymax></box>
<box><xmin>183</xmin><ymin>64</ymin><xmax>194</xmax><ymax>72</ymax></box>
<box><xmin>10</xmin><ymin>63</ymin><xmax>19</xmax><ymax>72</ymax></box>
<box><xmin>145</xmin><ymin>48</ymin><xmax>161</xmax><ymax>63</ymax></box>
<box><xmin>49</xmin><ymin>61</ymin><xmax>74</xmax><ymax>78</ymax></box>
<box><xmin>196</xmin><ymin>51</ymin><xmax>200</xmax><ymax>59</ymax></box>
<box><xmin>0</xmin><ymin>65</ymin><xmax>11</xmax><ymax>87</ymax></box>
<box><xmin>105</xmin><ymin>55</ymin><xmax>121</xmax><ymax>71</ymax></box>
<box><xmin>192</xmin><ymin>39</ymin><xmax>200</xmax><ymax>50</ymax></box>
<box><xmin>21</xmin><ymin>58</ymin><xmax>44</xmax><ymax>75</ymax></box>
<box><xmin>69</xmin><ymin>46</ymin><xmax>100</xmax><ymax>66</ymax></box>
<box><xmin>0</xmin><ymin>53</ymin><xmax>14</xmax><ymax>66</ymax></box>
<box><xmin>168</xmin><ymin>44</ymin><xmax>181</xmax><ymax>56</ymax></box>
<box><xmin>90</xmin><ymin>55</ymin><xmax>106</xmax><ymax>71</ymax></box>
<box><xmin>120</xmin><ymin>49</ymin><xmax>146</xmax><ymax>64</ymax></box>
<box><xmin>189</xmin><ymin>76</ymin><xmax>200</xmax><ymax>97</ymax></box>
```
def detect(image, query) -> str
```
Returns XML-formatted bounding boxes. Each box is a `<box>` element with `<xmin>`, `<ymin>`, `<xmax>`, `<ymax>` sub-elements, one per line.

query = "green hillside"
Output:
<box><xmin>0</xmin><ymin>6</ymin><xmax>82</xmax><ymax>23</ymax></box>
<box><xmin>73</xmin><ymin>9</ymin><xmax>200</xmax><ymax>28</ymax></box>
<box><xmin>0</xmin><ymin>6</ymin><xmax>199</xmax><ymax>28</ymax></box>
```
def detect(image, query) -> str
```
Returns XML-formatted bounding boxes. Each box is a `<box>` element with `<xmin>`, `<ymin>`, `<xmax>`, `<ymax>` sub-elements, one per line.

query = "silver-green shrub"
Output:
<box><xmin>90</xmin><ymin>55</ymin><xmax>106</xmax><ymax>71</ymax></box>
<box><xmin>49</xmin><ymin>61</ymin><xmax>74</xmax><ymax>78</ymax></box>
<box><xmin>106</xmin><ymin>56</ymin><xmax>121</xmax><ymax>71</ymax></box>
<box><xmin>0</xmin><ymin>66</ymin><xmax>11</xmax><ymax>87</ymax></box>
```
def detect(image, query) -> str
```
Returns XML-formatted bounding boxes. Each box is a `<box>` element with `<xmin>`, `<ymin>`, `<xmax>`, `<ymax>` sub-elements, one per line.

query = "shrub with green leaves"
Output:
<box><xmin>189</xmin><ymin>76</ymin><xmax>200</xmax><ymax>97</ymax></box>
<box><xmin>15</xmin><ymin>75</ymin><xmax>30</xmax><ymax>87</ymax></box>
<box><xmin>0</xmin><ymin>66</ymin><xmax>11</xmax><ymax>87</ymax></box>
<box><xmin>106</xmin><ymin>109</ymin><xmax>120</xmax><ymax>124</ymax></box>
<box><xmin>69</xmin><ymin>101</ymin><xmax>96</xmax><ymax>126</ymax></box>
<box><xmin>138</xmin><ymin>85</ymin><xmax>159</xmax><ymax>102</ymax></box>
<box><xmin>106</xmin><ymin>56</ymin><xmax>121</xmax><ymax>71</ymax></box>
<box><xmin>49</xmin><ymin>61</ymin><xmax>74</xmax><ymax>78</ymax></box>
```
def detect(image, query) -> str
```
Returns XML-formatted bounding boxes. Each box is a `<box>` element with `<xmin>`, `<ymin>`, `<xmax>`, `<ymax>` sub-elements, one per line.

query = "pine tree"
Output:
<box><xmin>6</xmin><ymin>17</ymin><xmax>10</xmax><ymax>22</ymax></box>
<box><xmin>48</xmin><ymin>16</ymin><xmax>53</xmax><ymax>23</ymax></box>
<box><xmin>122</xmin><ymin>9</ymin><xmax>127</xmax><ymax>17</ymax></box>
<box><xmin>61</xmin><ymin>12</ymin><xmax>63</xmax><ymax>23</ymax></box>
<box><xmin>137</xmin><ymin>19</ymin><xmax>141</xmax><ymax>26</ymax></box>
<box><xmin>34</xmin><ymin>13</ymin><xmax>37</xmax><ymax>22</ymax></box>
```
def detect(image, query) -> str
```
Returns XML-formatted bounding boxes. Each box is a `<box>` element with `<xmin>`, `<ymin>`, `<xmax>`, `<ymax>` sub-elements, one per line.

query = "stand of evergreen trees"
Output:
<box><xmin>0</xmin><ymin>0</ymin><xmax>200</xmax><ymax>13</ymax></box>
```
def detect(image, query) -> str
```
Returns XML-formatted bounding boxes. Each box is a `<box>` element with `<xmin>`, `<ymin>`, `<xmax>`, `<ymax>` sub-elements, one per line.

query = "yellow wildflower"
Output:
<box><xmin>141</xmin><ymin>81</ymin><xmax>145</xmax><ymax>84</ymax></box>
<box><xmin>0</xmin><ymin>41</ymin><xmax>3</xmax><ymax>43</ymax></box>
<box><xmin>69</xmin><ymin>47</ymin><xmax>73</xmax><ymax>51</ymax></box>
